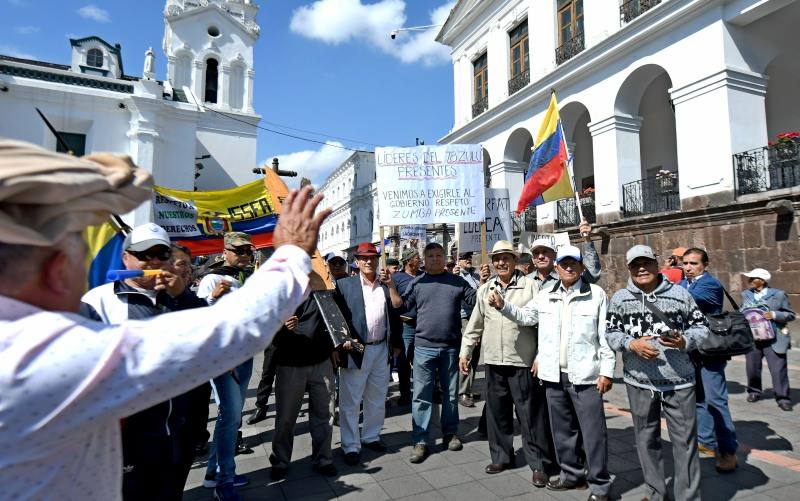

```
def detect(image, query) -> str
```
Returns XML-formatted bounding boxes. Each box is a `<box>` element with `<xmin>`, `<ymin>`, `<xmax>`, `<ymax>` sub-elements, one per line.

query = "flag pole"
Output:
<box><xmin>379</xmin><ymin>225</ymin><xmax>386</xmax><ymax>268</ymax></box>
<box><xmin>558</xmin><ymin>119</ymin><xmax>587</xmax><ymax>236</ymax></box>
<box><xmin>480</xmin><ymin>220</ymin><xmax>488</xmax><ymax>264</ymax></box>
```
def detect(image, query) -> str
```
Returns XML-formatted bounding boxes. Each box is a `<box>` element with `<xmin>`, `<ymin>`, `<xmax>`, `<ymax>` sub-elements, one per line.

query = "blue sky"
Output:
<box><xmin>0</xmin><ymin>0</ymin><xmax>455</xmax><ymax>186</ymax></box>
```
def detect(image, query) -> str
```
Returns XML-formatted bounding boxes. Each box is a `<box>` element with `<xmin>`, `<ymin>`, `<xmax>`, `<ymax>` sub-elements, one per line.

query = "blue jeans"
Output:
<box><xmin>412</xmin><ymin>345</ymin><xmax>459</xmax><ymax>444</ymax></box>
<box><xmin>402</xmin><ymin>324</ymin><xmax>415</xmax><ymax>363</ymax></box>
<box><xmin>206</xmin><ymin>358</ymin><xmax>253</xmax><ymax>484</ymax></box>
<box><xmin>696</xmin><ymin>359</ymin><xmax>738</xmax><ymax>454</ymax></box>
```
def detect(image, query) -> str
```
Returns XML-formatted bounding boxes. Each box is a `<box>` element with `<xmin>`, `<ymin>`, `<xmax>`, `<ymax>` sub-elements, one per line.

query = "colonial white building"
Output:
<box><xmin>0</xmin><ymin>0</ymin><xmax>262</xmax><ymax>224</ymax></box>
<box><xmin>317</xmin><ymin>151</ymin><xmax>381</xmax><ymax>258</ymax></box>
<box><xmin>436</xmin><ymin>0</ymin><xmax>800</xmax><ymax>231</ymax></box>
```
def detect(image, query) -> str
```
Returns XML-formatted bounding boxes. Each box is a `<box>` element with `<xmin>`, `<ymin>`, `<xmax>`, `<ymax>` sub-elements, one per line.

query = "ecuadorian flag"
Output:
<box><xmin>516</xmin><ymin>93</ymin><xmax>574</xmax><ymax>213</ymax></box>
<box><xmin>83</xmin><ymin>220</ymin><xmax>126</xmax><ymax>289</ymax></box>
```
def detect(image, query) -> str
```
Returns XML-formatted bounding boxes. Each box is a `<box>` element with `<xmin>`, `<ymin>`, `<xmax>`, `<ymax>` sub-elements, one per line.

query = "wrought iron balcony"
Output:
<box><xmin>510</xmin><ymin>207</ymin><xmax>537</xmax><ymax>235</ymax></box>
<box><xmin>472</xmin><ymin>95</ymin><xmax>488</xmax><ymax>118</ymax></box>
<box><xmin>555</xmin><ymin>193</ymin><xmax>596</xmax><ymax>230</ymax></box>
<box><xmin>555</xmin><ymin>32</ymin><xmax>585</xmax><ymax>65</ymax></box>
<box><xmin>623</xmin><ymin>173</ymin><xmax>680</xmax><ymax>217</ymax></box>
<box><xmin>508</xmin><ymin>69</ymin><xmax>530</xmax><ymax>97</ymax></box>
<box><xmin>734</xmin><ymin>140</ymin><xmax>800</xmax><ymax>195</ymax></box>
<box><xmin>620</xmin><ymin>0</ymin><xmax>662</xmax><ymax>25</ymax></box>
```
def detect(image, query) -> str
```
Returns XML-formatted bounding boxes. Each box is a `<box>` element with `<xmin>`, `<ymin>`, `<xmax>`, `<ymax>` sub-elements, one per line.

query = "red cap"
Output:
<box><xmin>354</xmin><ymin>242</ymin><xmax>379</xmax><ymax>257</ymax></box>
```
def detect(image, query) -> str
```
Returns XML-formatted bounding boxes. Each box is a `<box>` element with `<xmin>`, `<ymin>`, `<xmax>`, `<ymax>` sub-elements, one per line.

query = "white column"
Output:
<box><xmin>528</xmin><ymin>0</ymin><xmax>555</xmax><ymax>81</ymax></box>
<box><xmin>670</xmin><ymin>68</ymin><xmax>768</xmax><ymax>207</ymax></box>
<box><xmin>487</xmin><ymin>21</ymin><xmax>507</xmax><ymax>107</ymax></box>
<box><xmin>490</xmin><ymin>160</ymin><xmax>526</xmax><ymax>211</ymax></box>
<box><xmin>588</xmin><ymin>115</ymin><xmax>643</xmax><ymax>223</ymax></box>
<box><xmin>193</xmin><ymin>60</ymin><xmax>204</xmax><ymax>101</ymax></box>
<box><xmin>167</xmin><ymin>55</ymin><xmax>176</xmax><ymax>86</ymax></box>
<box><xmin>220</xmin><ymin>64</ymin><xmax>230</xmax><ymax>108</ymax></box>
<box><xmin>245</xmin><ymin>69</ymin><xmax>255</xmax><ymax>113</ymax></box>
<box><xmin>454</xmin><ymin>55</ymin><xmax>471</xmax><ymax>127</ymax></box>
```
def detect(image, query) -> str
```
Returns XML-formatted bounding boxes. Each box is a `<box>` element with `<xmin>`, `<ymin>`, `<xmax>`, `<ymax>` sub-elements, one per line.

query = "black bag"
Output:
<box><xmin>698</xmin><ymin>288</ymin><xmax>754</xmax><ymax>357</ymax></box>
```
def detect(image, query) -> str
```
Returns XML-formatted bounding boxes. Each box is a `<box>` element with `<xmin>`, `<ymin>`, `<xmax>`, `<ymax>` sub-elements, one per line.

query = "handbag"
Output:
<box><xmin>698</xmin><ymin>288</ymin><xmax>754</xmax><ymax>357</ymax></box>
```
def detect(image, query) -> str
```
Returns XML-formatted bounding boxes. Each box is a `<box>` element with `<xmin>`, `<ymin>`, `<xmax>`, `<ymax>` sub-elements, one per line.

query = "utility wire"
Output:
<box><xmin>201</xmin><ymin>105</ymin><xmax>374</xmax><ymax>153</ymax></box>
<box><xmin>260</xmin><ymin>119</ymin><xmax>384</xmax><ymax>148</ymax></box>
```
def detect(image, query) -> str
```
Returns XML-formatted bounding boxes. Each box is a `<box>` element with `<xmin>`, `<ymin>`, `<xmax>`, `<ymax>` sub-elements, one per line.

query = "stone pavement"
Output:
<box><xmin>184</xmin><ymin>348</ymin><xmax>800</xmax><ymax>500</ymax></box>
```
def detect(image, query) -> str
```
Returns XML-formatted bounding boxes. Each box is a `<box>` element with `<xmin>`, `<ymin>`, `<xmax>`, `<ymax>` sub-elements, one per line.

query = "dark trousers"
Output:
<box><xmin>254</xmin><ymin>343</ymin><xmax>278</xmax><ymax>409</ymax></box>
<box><xmin>746</xmin><ymin>342</ymin><xmax>790</xmax><ymax>403</ymax></box>
<box><xmin>545</xmin><ymin>373</ymin><xmax>611</xmax><ymax>496</ymax></box>
<box><xmin>485</xmin><ymin>364</ymin><xmax>555</xmax><ymax>472</ymax></box>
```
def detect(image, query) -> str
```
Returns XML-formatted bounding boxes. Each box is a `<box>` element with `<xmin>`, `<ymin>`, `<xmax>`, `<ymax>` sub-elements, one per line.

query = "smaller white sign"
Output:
<box><xmin>520</xmin><ymin>231</ymin><xmax>571</xmax><ymax>252</ymax></box>
<box><xmin>153</xmin><ymin>193</ymin><xmax>201</xmax><ymax>238</ymax></box>
<box><xmin>456</xmin><ymin>188</ymin><xmax>513</xmax><ymax>253</ymax></box>
<box><xmin>400</xmin><ymin>225</ymin><xmax>427</xmax><ymax>241</ymax></box>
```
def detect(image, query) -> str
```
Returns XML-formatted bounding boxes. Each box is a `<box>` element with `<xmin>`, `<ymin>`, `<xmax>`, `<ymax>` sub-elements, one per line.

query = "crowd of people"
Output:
<box><xmin>0</xmin><ymin>139</ymin><xmax>796</xmax><ymax>501</ymax></box>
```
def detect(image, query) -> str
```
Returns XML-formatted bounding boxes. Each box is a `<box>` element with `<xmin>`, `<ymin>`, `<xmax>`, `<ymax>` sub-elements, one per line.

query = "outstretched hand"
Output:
<box><xmin>273</xmin><ymin>185</ymin><xmax>332</xmax><ymax>256</ymax></box>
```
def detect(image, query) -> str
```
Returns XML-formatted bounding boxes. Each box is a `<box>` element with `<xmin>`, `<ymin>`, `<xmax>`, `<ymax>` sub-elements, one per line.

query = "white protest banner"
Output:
<box><xmin>376</xmin><ymin>144</ymin><xmax>485</xmax><ymax>225</ymax></box>
<box><xmin>400</xmin><ymin>225</ymin><xmax>427</xmax><ymax>241</ymax></box>
<box><xmin>456</xmin><ymin>188</ymin><xmax>512</xmax><ymax>253</ymax></box>
<box><xmin>520</xmin><ymin>231</ymin><xmax>571</xmax><ymax>251</ymax></box>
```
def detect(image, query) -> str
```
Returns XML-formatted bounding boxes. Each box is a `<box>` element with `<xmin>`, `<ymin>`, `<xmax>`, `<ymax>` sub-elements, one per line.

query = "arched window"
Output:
<box><xmin>204</xmin><ymin>58</ymin><xmax>219</xmax><ymax>104</ymax></box>
<box><xmin>86</xmin><ymin>48</ymin><xmax>103</xmax><ymax>68</ymax></box>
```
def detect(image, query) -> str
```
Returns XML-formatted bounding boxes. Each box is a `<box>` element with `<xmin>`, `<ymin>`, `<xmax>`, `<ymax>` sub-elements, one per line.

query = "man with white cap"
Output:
<box><xmin>490</xmin><ymin>244</ymin><xmax>615</xmax><ymax>499</ymax></box>
<box><xmin>325</xmin><ymin>250</ymin><xmax>349</xmax><ymax>282</ymax></box>
<box><xmin>605</xmin><ymin>244</ymin><xmax>708</xmax><ymax>501</ymax></box>
<box><xmin>459</xmin><ymin>240</ymin><xmax>554</xmax><ymax>487</ymax></box>
<box><xmin>80</xmin><ymin>223</ymin><xmax>209</xmax><ymax>499</ymax></box>
<box><xmin>741</xmin><ymin>268</ymin><xmax>796</xmax><ymax>411</ymax></box>
<box><xmin>528</xmin><ymin>221</ymin><xmax>600</xmax><ymax>290</ymax></box>
<box><xmin>0</xmin><ymin>138</ymin><xmax>330</xmax><ymax>500</ymax></box>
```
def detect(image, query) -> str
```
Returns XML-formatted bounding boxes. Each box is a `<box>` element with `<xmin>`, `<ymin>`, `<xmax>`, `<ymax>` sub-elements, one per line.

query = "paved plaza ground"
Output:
<box><xmin>184</xmin><ymin>347</ymin><xmax>800</xmax><ymax>500</ymax></box>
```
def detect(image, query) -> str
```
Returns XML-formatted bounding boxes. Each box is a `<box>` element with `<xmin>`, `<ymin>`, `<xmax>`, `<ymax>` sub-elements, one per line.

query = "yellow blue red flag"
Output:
<box><xmin>516</xmin><ymin>93</ymin><xmax>574</xmax><ymax>213</ymax></box>
<box><xmin>83</xmin><ymin>220</ymin><xmax>126</xmax><ymax>289</ymax></box>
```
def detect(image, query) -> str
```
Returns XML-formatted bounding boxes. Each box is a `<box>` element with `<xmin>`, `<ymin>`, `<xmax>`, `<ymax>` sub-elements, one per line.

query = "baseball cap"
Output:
<box><xmin>224</xmin><ymin>232</ymin><xmax>252</xmax><ymax>247</ymax></box>
<box><xmin>530</xmin><ymin>238</ymin><xmax>555</xmax><ymax>253</ymax></box>
<box><xmin>556</xmin><ymin>245</ymin><xmax>582</xmax><ymax>263</ymax></box>
<box><xmin>124</xmin><ymin>223</ymin><xmax>170</xmax><ymax>251</ymax></box>
<box><xmin>458</xmin><ymin>251</ymin><xmax>473</xmax><ymax>260</ymax></box>
<box><xmin>626</xmin><ymin>244</ymin><xmax>657</xmax><ymax>265</ymax></box>
<box><xmin>742</xmin><ymin>268</ymin><xmax>771</xmax><ymax>282</ymax></box>
<box><xmin>325</xmin><ymin>250</ymin><xmax>346</xmax><ymax>262</ymax></box>
<box><xmin>386</xmin><ymin>257</ymin><xmax>400</xmax><ymax>267</ymax></box>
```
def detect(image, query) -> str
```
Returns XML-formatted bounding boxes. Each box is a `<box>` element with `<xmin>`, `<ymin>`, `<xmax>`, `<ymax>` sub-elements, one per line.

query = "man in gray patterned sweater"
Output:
<box><xmin>605</xmin><ymin>245</ymin><xmax>708</xmax><ymax>501</ymax></box>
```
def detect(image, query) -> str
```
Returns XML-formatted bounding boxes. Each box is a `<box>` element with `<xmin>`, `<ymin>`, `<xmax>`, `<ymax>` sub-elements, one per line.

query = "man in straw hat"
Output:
<box><xmin>0</xmin><ymin>139</ymin><xmax>330</xmax><ymax>500</ymax></box>
<box><xmin>459</xmin><ymin>240</ymin><xmax>556</xmax><ymax>487</ymax></box>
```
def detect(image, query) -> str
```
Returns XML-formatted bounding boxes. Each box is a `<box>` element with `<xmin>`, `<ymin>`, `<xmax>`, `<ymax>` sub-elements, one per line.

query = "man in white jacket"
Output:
<box><xmin>490</xmin><ymin>245</ymin><xmax>615</xmax><ymax>501</ymax></box>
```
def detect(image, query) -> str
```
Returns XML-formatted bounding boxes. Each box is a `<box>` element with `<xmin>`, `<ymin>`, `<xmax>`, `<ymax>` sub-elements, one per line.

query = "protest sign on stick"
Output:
<box><xmin>400</xmin><ymin>225</ymin><xmax>427</xmax><ymax>242</ymax></box>
<box><xmin>456</xmin><ymin>188</ymin><xmax>513</xmax><ymax>256</ymax></box>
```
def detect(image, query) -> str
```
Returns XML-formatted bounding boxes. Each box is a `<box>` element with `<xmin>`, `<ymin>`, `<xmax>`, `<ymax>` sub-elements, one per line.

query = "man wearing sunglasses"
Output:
<box><xmin>81</xmin><ymin>223</ymin><xmax>209</xmax><ymax>499</ymax></box>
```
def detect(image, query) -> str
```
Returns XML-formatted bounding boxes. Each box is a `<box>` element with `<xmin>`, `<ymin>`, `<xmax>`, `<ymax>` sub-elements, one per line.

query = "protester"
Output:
<box><xmin>269</xmin><ymin>286</ymin><xmax>337</xmax><ymax>479</ymax></box>
<box><xmin>0</xmin><ymin>138</ymin><xmax>329</xmax><ymax>500</ymax></box>
<box><xmin>81</xmin><ymin>223</ymin><xmax>209</xmax><ymax>500</ymax></box>
<box><xmin>491</xmin><ymin>244</ymin><xmax>614</xmax><ymax>498</ymax></box>
<box><xmin>660</xmin><ymin>246</ymin><xmax>686</xmax><ymax>283</ymax></box>
<box><xmin>392</xmin><ymin>247</ymin><xmax>423</xmax><ymax>406</ymax></box>
<box><xmin>387</xmin><ymin>243</ymin><xmax>478</xmax><ymax>463</ymax></box>
<box><xmin>516</xmin><ymin>248</ymin><xmax>533</xmax><ymax>275</ymax></box>
<box><xmin>386</xmin><ymin>257</ymin><xmax>400</xmax><ymax>274</ymax></box>
<box><xmin>333</xmin><ymin>242</ymin><xmax>403</xmax><ymax>466</ymax></box>
<box><xmin>459</xmin><ymin>241</ymin><xmax>554</xmax><ymax>487</ymax></box>
<box><xmin>527</xmin><ymin>221</ymin><xmax>600</xmax><ymax>289</ymax></box>
<box><xmin>606</xmin><ymin>245</ymin><xmax>708</xmax><ymax>501</ymax></box>
<box><xmin>455</xmin><ymin>251</ymin><xmax>482</xmax><ymax>408</ymax></box>
<box><xmin>741</xmin><ymin>268</ymin><xmax>796</xmax><ymax>411</ymax></box>
<box><xmin>679</xmin><ymin>247</ymin><xmax>738</xmax><ymax>472</ymax></box>
<box><xmin>325</xmin><ymin>251</ymin><xmax>350</xmax><ymax>281</ymax></box>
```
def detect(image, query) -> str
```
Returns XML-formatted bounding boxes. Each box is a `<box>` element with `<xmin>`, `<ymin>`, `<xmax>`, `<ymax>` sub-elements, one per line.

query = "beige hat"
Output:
<box><xmin>488</xmin><ymin>240</ymin><xmax>519</xmax><ymax>257</ymax></box>
<box><xmin>0</xmin><ymin>139</ymin><xmax>152</xmax><ymax>246</ymax></box>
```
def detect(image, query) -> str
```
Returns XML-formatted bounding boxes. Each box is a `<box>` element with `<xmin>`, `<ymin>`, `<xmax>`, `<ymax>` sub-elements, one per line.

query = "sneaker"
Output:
<box><xmin>409</xmin><ymin>443</ymin><xmax>428</xmax><ymax>463</ymax></box>
<box><xmin>697</xmin><ymin>444</ymin><xmax>716</xmax><ymax>458</ymax></box>
<box><xmin>203</xmin><ymin>473</ymin><xmax>250</xmax><ymax>489</ymax></box>
<box><xmin>444</xmin><ymin>434</ymin><xmax>463</xmax><ymax>451</ymax></box>
<box><xmin>715</xmin><ymin>452</ymin><xmax>738</xmax><ymax>473</ymax></box>
<box><xmin>213</xmin><ymin>482</ymin><xmax>240</xmax><ymax>501</ymax></box>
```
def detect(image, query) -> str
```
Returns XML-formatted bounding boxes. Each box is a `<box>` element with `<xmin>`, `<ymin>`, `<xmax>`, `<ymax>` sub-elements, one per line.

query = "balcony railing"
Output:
<box><xmin>623</xmin><ymin>173</ymin><xmax>680</xmax><ymax>217</ymax></box>
<box><xmin>555</xmin><ymin>32</ymin><xmax>585</xmax><ymax>65</ymax></box>
<box><xmin>508</xmin><ymin>68</ymin><xmax>530</xmax><ymax>96</ymax></box>
<box><xmin>555</xmin><ymin>194</ymin><xmax>596</xmax><ymax>230</ymax></box>
<box><xmin>734</xmin><ymin>141</ymin><xmax>800</xmax><ymax>195</ymax></box>
<box><xmin>472</xmin><ymin>95</ymin><xmax>488</xmax><ymax>118</ymax></box>
<box><xmin>510</xmin><ymin>207</ymin><xmax>537</xmax><ymax>235</ymax></box>
<box><xmin>620</xmin><ymin>0</ymin><xmax>662</xmax><ymax>25</ymax></box>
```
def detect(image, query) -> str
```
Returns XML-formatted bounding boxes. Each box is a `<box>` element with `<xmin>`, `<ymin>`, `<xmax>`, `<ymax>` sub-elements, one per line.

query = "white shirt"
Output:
<box><xmin>196</xmin><ymin>271</ymin><xmax>243</xmax><ymax>305</ymax></box>
<box><xmin>558</xmin><ymin>279</ymin><xmax>582</xmax><ymax>370</ymax></box>
<box><xmin>0</xmin><ymin>245</ymin><xmax>310</xmax><ymax>500</ymax></box>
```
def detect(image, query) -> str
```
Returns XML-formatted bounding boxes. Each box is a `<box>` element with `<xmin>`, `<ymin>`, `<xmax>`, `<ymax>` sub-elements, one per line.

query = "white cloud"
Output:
<box><xmin>0</xmin><ymin>44</ymin><xmax>36</xmax><ymax>59</ymax></box>
<box><xmin>77</xmin><ymin>4</ymin><xmax>110</xmax><ymax>23</ymax></box>
<box><xmin>290</xmin><ymin>0</ymin><xmax>453</xmax><ymax>67</ymax></box>
<box><xmin>270</xmin><ymin>142</ymin><xmax>353</xmax><ymax>189</ymax></box>
<box><xmin>14</xmin><ymin>26</ymin><xmax>40</xmax><ymax>35</ymax></box>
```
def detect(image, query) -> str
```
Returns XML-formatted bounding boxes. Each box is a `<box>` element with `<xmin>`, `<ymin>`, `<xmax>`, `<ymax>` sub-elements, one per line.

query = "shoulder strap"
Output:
<box><xmin>629</xmin><ymin>291</ymin><xmax>676</xmax><ymax>329</ymax></box>
<box><xmin>721</xmin><ymin>286</ymin><xmax>740</xmax><ymax>311</ymax></box>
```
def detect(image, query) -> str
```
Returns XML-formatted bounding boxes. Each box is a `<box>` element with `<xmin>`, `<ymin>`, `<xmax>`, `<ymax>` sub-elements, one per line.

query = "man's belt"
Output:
<box><xmin>363</xmin><ymin>339</ymin><xmax>385</xmax><ymax>345</ymax></box>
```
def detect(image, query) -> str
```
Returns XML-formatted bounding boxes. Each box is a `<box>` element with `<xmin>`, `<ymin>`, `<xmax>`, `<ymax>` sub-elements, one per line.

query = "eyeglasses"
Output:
<box><xmin>226</xmin><ymin>246</ymin><xmax>253</xmax><ymax>256</ymax></box>
<box><xmin>128</xmin><ymin>246</ymin><xmax>172</xmax><ymax>262</ymax></box>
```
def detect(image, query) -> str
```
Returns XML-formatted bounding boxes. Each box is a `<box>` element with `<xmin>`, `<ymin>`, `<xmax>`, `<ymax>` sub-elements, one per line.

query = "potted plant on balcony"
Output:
<box><xmin>769</xmin><ymin>131</ymin><xmax>800</xmax><ymax>161</ymax></box>
<box><xmin>655</xmin><ymin>169</ymin><xmax>677</xmax><ymax>193</ymax></box>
